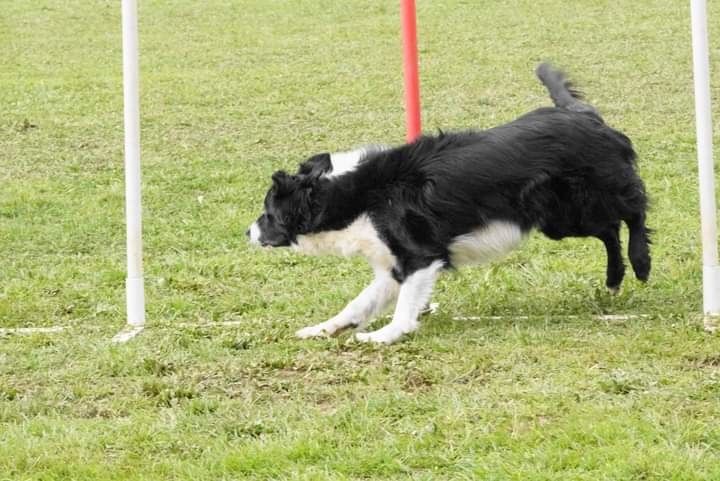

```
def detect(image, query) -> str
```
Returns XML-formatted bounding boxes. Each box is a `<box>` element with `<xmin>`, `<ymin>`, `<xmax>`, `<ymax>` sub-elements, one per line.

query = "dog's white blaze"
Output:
<box><xmin>292</xmin><ymin>214</ymin><xmax>396</xmax><ymax>271</ymax></box>
<box><xmin>248</xmin><ymin>221</ymin><xmax>261</xmax><ymax>245</ymax></box>
<box><xmin>449</xmin><ymin>221</ymin><xmax>525</xmax><ymax>267</ymax></box>
<box><xmin>326</xmin><ymin>145</ymin><xmax>390</xmax><ymax>178</ymax></box>
<box><xmin>327</xmin><ymin>148</ymin><xmax>366</xmax><ymax>178</ymax></box>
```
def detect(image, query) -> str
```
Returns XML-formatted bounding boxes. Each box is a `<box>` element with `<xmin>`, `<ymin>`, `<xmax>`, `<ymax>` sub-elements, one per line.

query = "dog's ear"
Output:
<box><xmin>298</xmin><ymin>153</ymin><xmax>331</xmax><ymax>177</ymax></box>
<box><xmin>271</xmin><ymin>170</ymin><xmax>290</xmax><ymax>185</ymax></box>
<box><xmin>271</xmin><ymin>170</ymin><xmax>298</xmax><ymax>195</ymax></box>
<box><xmin>298</xmin><ymin>173</ymin><xmax>319</xmax><ymax>190</ymax></box>
<box><xmin>294</xmin><ymin>175</ymin><xmax>319</xmax><ymax>232</ymax></box>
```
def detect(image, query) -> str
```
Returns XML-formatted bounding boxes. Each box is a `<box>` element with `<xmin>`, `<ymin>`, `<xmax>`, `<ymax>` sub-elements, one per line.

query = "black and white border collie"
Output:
<box><xmin>247</xmin><ymin>63</ymin><xmax>651</xmax><ymax>344</ymax></box>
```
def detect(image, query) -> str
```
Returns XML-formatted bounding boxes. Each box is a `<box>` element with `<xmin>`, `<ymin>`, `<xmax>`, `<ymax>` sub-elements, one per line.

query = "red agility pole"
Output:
<box><xmin>400</xmin><ymin>0</ymin><xmax>421</xmax><ymax>142</ymax></box>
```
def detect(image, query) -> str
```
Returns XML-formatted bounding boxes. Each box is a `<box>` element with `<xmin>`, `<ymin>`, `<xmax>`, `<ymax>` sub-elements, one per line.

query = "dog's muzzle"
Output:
<box><xmin>247</xmin><ymin>222</ymin><xmax>262</xmax><ymax>245</ymax></box>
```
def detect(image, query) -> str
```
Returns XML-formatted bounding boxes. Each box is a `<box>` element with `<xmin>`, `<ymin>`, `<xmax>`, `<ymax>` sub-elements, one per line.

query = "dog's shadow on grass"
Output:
<box><xmin>417</xmin><ymin>284</ymin><xmax>650</xmax><ymax>339</ymax></box>
<box><xmin>291</xmin><ymin>277</ymin><xmax>652</xmax><ymax>346</ymax></box>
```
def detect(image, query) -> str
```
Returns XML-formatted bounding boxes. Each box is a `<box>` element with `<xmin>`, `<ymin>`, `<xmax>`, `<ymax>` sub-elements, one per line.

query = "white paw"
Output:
<box><xmin>296</xmin><ymin>324</ymin><xmax>333</xmax><ymax>339</ymax></box>
<box><xmin>355</xmin><ymin>325</ymin><xmax>406</xmax><ymax>344</ymax></box>
<box><xmin>421</xmin><ymin>302</ymin><xmax>439</xmax><ymax>315</ymax></box>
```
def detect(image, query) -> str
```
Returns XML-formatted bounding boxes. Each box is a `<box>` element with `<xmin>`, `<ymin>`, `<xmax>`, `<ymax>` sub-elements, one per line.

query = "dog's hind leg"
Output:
<box><xmin>597</xmin><ymin>223</ymin><xmax>625</xmax><ymax>294</ymax></box>
<box><xmin>355</xmin><ymin>260</ymin><xmax>444</xmax><ymax>344</ymax></box>
<box><xmin>626</xmin><ymin>213</ymin><xmax>651</xmax><ymax>282</ymax></box>
<box><xmin>296</xmin><ymin>271</ymin><xmax>398</xmax><ymax>339</ymax></box>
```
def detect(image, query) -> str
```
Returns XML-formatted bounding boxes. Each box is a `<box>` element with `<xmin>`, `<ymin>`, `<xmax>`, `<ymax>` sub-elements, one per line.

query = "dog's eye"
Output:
<box><xmin>265</xmin><ymin>213</ymin><xmax>285</xmax><ymax>226</ymax></box>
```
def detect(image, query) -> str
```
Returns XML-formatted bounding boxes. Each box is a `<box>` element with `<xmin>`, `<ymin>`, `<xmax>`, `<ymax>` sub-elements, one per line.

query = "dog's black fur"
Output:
<box><xmin>252</xmin><ymin>63</ymin><xmax>650</xmax><ymax>291</ymax></box>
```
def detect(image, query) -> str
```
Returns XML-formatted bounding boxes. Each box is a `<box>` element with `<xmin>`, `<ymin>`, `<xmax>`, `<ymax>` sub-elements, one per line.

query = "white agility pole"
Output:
<box><xmin>113</xmin><ymin>0</ymin><xmax>145</xmax><ymax>343</ymax></box>
<box><xmin>690</xmin><ymin>0</ymin><xmax>720</xmax><ymax>331</ymax></box>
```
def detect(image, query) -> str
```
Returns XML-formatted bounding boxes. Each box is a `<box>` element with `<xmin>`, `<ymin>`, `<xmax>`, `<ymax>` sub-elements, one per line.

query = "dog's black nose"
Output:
<box><xmin>245</xmin><ymin>229</ymin><xmax>250</xmax><ymax>237</ymax></box>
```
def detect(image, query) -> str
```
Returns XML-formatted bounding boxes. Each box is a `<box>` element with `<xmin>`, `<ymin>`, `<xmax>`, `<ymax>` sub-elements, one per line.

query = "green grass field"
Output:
<box><xmin>3</xmin><ymin>0</ymin><xmax>720</xmax><ymax>479</ymax></box>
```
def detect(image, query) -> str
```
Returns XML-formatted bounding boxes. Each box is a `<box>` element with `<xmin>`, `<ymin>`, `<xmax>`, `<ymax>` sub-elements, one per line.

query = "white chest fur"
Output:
<box><xmin>449</xmin><ymin>221</ymin><xmax>525</xmax><ymax>267</ymax></box>
<box><xmin>293</xmin><ymin>214</ymin><xmax>396</xmax><ymax>272</ymax></box>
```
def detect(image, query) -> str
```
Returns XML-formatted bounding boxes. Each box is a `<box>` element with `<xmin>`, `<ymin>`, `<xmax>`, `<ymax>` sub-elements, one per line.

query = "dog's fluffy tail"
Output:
<box><xmin>535</xmin><ymin>63</ymin><xmax>598</xmax><ymax>115</ymax></box>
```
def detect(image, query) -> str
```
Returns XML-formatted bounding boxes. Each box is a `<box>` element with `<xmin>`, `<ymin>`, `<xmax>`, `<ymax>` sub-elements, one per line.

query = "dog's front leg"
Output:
<box><xmin>296</xmin><ymin>271</ymin><xmax>398</xmax><ymax>339</ymax></box>
<box><xmin>356</xmin><ymin>260</ymin><xmax>444</xmax><ymax>344</ymax></box>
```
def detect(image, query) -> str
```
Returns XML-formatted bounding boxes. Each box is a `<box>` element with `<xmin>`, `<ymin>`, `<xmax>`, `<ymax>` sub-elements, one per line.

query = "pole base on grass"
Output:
<box><xmin>111</xmin><ymin>325</ymin><xmax>144</xmax><ymax>343</ymax></box>
<box><xmin>704</xmin><ymin>315</ymin><xmax>719</xmax><ymax>333</ymax></box>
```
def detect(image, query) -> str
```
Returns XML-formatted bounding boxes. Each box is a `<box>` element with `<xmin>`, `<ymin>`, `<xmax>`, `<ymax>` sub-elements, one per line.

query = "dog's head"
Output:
<box><xmin>247</xmin><ymin>169</ymin><xmax>318</xmax><ymax>247</ymax></box>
